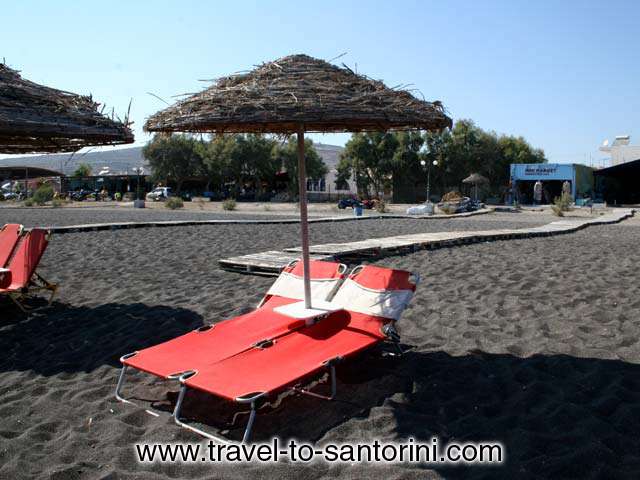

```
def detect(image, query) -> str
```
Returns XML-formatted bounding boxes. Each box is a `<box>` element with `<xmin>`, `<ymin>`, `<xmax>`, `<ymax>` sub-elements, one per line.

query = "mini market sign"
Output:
<box><xmin>511</xmin><ymin>163</ymin><xmax>575</xmax><ymax>182</ymax></box>
<box><xmin>524</xmin><ymin>165</ymin><xmax>558</xmax><ymax>176</ymax></box>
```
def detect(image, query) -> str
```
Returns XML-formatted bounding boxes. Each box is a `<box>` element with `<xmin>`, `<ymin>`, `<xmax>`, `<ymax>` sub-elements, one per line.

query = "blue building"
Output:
<box><xmin>510</xmin><ymin>163</ymin><xmax>594</xmax><ymax>204</ymax></box>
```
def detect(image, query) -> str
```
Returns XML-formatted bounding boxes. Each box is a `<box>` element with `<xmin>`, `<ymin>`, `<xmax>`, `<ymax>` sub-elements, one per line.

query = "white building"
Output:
<box><xmin>599</xmin><ymin>135</ymin><xmax>640</xmax><ymax>166</ymax></box>
<box><xmin>306</xmin><ymin>143</ymin><xmax>356</xmax><ymax>199</ymax></box>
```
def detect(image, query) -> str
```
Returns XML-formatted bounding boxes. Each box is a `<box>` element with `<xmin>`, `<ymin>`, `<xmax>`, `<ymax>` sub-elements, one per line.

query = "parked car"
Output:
<box><xmin>146</xmin><ymin>187</ymin><xmax>173</xmax><ymax>201</ymax></box>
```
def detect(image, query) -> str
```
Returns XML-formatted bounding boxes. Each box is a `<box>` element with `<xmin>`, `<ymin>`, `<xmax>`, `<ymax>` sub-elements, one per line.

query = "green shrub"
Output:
<box><xmin>165</xmin><ymin>197</ymin><xmax>184</xmax><ymax>210</ymax></box>
<box><xmin>23</xmin><ymin>198</ymin><xmax>35</xmax><ymax>207</ymax></box>
<box><xmin>551</xmin><ymin>192</ymin><xmax>572</xmax><ymax>217</ymax></box>
<box><xmin>222</xmin><ymin>198</ymin><xmax>237</xmax><ymax>211</ymax></box>
<box><xmin>51</xmin><ymin>198</ymin><xmax>65</xmax><ymax>208</ymax></box>
<box><xmin>32</xmin><ymin>184</ymin><xmax>54</xmax><ymax>205</ymax></box>
<box><xmin>114</xmin><ymin>192</ymin><xmax>122</xmax><ymax>201</ymax></box>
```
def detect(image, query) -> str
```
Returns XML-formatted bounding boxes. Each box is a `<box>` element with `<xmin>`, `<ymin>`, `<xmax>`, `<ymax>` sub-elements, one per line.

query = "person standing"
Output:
<box><xmin>533</xmin><ymin>180</ymin><xmax>543</xmax><ymax>205</ymax></box>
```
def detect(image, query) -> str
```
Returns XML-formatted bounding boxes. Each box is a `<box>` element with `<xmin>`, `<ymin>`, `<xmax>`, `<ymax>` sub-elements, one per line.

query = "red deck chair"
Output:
<box><xmin>115</xmin><ymin>260</ymin><xmax>346</xmax><ymax>405</ymax></box>
<box><xmin>0</xmin><ymin>224</ymin><xmax>23</xmax><ymax>269</ymax></box>
<box><xmin>256</xmin><ymin>259</ymin><xmax>346</xmax><ymax>308</ymax></box>
<box><xmin>0</xmin><ymin>228</ymin><xmax>57</xmax><ymax>312</ymax></box>
<box><xmin>331</xmin><ymin>264</ymin><xmax>418</xmax><ymax>345</ymax></box>
<box><xmin>172</xmin><ymin>265</ymin><xmax>419</xmax><ymax>442</ymax></box>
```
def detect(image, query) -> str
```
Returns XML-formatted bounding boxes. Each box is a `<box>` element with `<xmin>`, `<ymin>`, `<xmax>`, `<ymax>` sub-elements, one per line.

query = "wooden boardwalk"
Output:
<box><xmin>218</xmin><ymin>251</ymin><xmax>334</xmax><ymax>276</ymax></box>
<box><xmin>219</xmin><ymin>209</ymin><xmax>635</xmax><ymax>275</ymax></box>
<box><xmin>46</xmin><ymin>208</ymin><xmax>492</xmax><ymax>234</ymax></box>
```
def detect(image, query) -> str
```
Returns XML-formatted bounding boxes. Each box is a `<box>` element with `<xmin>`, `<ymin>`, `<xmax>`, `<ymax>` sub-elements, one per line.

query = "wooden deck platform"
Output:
<box><xmin>218</xmin><ymin>250</ymin><xmax>335</xmax><ymax>275</ymax></box>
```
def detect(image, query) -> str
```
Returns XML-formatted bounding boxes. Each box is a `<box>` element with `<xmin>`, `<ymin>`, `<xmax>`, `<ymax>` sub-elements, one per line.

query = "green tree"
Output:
<box><xmin>392</xmin><ymin>131</ymin><xmax>425</xmax><ymax>171</ymax></box>
<box><xmin>200</xmin><ymin>134</ymin><xmax>236</xmax><ymax>193</ymax></box>
<box><xmin>338</xmin><ymin>132</ymin><xmax>399</xmax><ymax>198</ymax></box>
<box><xmin>421</xmin><ymin>120</ymin><xmax>546</xmax><ymax>198</ymax></box>
<box><xmin>236</xmin><ymin>134</ymin><xmax>279</xmax><ymax>195</ymax></box>
<box><xmin>201</xmin><ymin>134</ymin><xmax>279</xmax><ymax>196</ymax></box>
<box><xmin>272</xmin><ymin>137</ymin><xmax>327</xmax><ymax>198</ymax></box>
<box><xmin>143</xmin><ymin>134</ymin><xmax>204</xmax><ymax>193</ymax></box>
<box><xmin>73</xmin><ymin>163</ymin><xmax>92</xmax><ymax>177</ymax></box>
<box><xmin>340</xmin><ymin>120</ymin><xmax>547</xmax><ymax>202</ymax></box>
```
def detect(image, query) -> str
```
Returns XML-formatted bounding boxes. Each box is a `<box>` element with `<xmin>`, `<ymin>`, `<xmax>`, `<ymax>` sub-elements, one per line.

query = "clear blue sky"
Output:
<box><xmin>2</xmin><ymin>0</ymin><xmax>638</xmax><ymax>165</ymax></box>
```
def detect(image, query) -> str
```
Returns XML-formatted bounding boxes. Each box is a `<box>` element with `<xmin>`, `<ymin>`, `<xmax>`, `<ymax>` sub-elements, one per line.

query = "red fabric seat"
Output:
<box><xmin>183</xmin><ymin>310</ymin><xmax>385</xmax><ymax>400</ymax></box>
<box><xmin>258</xmin><ymin>259</ymin><xmax>345</xmax><ymax>308</ymax></box>
<box><xmin>0</xmin><ymin>224</ymin><xmax>22</xmax><ymax>268</ymax></box>
<box><xmin>0</xmin><ymin>228</ymin><xmax>49</xmax><ymax>292</ymax></box>
<box><xmin>123</xmin><ymin>260</ymin><xmax>346</xmax><ymax>379</ymax></box>
<box><xmin>123</xmin><ymin>307</ymin><xmax>306</xmax><ymax>378</ymax></box>
<box><xmin>348</xmin><ymin>264</ymin><xmax>417</xmax><ymax>292</ymax></box>
<box><xmin>330</xmin><ymin>265</ymin><xmax>418</xmax><ymax>322</ymax></box>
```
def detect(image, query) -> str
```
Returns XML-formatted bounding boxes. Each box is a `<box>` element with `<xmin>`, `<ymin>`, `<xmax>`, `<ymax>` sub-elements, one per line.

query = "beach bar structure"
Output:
<box><xmin>510</xmin><ymin>163</ymin><xmax>594</xmax><ymax>204</ymax></box>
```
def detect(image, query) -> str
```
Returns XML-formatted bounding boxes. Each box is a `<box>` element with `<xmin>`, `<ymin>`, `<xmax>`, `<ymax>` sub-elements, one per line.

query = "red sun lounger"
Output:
<box><xmin>0</xmin><ymin>228</ymin><xmax>57</xmax><ymax>312</ymax></box>
<box><xmin>115</xmin><ymin>260</ymin><xmax>346</xmax><ymax>403</ymax></box>
<box><xmin>0</xmin><ymin>224</ymin><xmax>23</xmax><ymax>268</ymax></box>
<box><xmin>120</xmin><ymin>307</ymin><xmax>307</xmax><ymax>380</ymax></box>
<box><xmin>171</xmin><ymin>265</ymin><xmax>419</xmax><ymax>442</ymax></box>
<box><xmin>257</xmin><ymin>259</ymin><xmax>346</xmax><ymax>308</ymax></box>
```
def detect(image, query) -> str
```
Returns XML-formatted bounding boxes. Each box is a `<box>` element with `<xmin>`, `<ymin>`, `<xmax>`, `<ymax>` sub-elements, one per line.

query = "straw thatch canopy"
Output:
<box><xmin>0</xmin><ymin>64</ymin><xmax>134</xmax><ymax>154</ymax></box>
<box><xmin>462</xmin><ymin>173</ymin><xmax>489</xmax><ymax>184</ymax></box>
<box><xmin>145</xmin><ymin>54</ymin><xmax>452</xmax><ymax>135</ymax></box>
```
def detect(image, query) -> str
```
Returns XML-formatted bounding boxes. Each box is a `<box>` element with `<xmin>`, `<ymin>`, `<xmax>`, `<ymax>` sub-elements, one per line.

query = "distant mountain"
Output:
<box><xmin>0</xmin><ymin>143</ymin><xmax>343</xmax><ymax>176</ymax></box>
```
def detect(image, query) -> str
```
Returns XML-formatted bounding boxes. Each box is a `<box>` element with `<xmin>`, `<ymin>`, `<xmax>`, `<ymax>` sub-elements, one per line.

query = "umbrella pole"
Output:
<box><xmin>297</xmin><ymin>126</ymin><xmax>312</xmax><ymax>309</ymax></box>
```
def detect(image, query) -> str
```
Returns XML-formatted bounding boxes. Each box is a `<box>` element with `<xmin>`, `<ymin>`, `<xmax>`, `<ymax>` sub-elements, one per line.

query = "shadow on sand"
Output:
<box><xmin>0</xmin><ymin>299</ymin><xmax>204</xmax><ymax>375</ymax></box>
<box><xmin>1</xmin><ymin>299</ymin><xmax>639</xmax><ymax>478</ymax></box>
<box><xmin>133</xmin><ymin>348</ymin><xmax>640</xmax><ymax>478</ymax></box>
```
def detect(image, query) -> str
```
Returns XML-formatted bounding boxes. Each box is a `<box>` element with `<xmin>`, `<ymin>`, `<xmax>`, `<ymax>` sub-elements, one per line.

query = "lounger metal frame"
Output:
<box><xmin>115</xmin><ymin>351</ymin><xmax>343</xmax><ymax>443</ymax></box>
<box><xmin>8</xmin><ymin>271</ymin><xmax>58</xmax><ymax>312</ymax></box>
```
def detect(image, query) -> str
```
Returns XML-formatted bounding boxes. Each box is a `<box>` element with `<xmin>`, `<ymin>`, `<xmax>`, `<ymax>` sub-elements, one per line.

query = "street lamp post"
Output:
<box><xmin>132</xmin><ymin>167</ymin><xmax>145</xmax><ymax>208</ymax></box>
<box><xmin>420</xmin><ymin>159</ymin><xmax>439</xmax><ymax>203</ymax></box>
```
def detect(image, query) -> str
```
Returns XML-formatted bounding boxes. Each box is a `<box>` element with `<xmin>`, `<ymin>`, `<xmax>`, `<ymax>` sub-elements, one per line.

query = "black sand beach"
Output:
<box><xmin>1</xmin><ymin>210</ymin><xmax>639</xmax><ymax>479</ymax></box>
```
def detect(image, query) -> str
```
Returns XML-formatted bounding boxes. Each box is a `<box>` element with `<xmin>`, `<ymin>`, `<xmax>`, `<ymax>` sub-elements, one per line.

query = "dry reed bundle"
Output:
<box><xmin>145</xmin><ymin>54</ymin><xmax>451</xmax><ymax>135</ymax></box>
<box><xmin>0</xmin><ymin>63</ymin><xmax>134</xmax><ymax>154</ymax></box>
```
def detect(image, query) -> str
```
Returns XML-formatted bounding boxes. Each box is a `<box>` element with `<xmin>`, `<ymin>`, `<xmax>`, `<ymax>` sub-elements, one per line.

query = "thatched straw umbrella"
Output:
<box><xmin>462</xmin><ymin>173</ymin><xmax>488</xmax><ymax>201</ymax></box>
<box><xmin>0</xmin><ymin>63</ymin><xmax>134</xmax><ymax>154</ymax></box>
<box><xmin>145</xmin><ymin>54</ymin><xmax>451</xmax><ymax>310</ymax></box>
